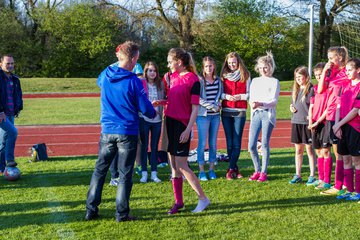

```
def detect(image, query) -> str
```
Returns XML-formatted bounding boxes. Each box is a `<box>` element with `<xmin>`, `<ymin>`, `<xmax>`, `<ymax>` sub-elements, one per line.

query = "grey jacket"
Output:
<box><xmin>198</xmin><ymin>76</ymin><xmax>223</xmax><ymax>116</ymax></box>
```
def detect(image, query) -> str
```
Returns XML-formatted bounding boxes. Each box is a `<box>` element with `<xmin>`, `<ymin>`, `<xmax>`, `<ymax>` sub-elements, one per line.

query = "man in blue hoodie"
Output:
<box><xmin>85</xmin><ymin>41</ymin><xmax>156</xmax><ymax>222</ymax></box>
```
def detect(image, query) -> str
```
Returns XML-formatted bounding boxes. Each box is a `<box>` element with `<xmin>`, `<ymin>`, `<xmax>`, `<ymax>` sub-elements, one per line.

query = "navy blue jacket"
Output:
<box><xmin>0</xmin><ymin>70</ymin><xmax>23</xmax><ymax>116</ymax></box>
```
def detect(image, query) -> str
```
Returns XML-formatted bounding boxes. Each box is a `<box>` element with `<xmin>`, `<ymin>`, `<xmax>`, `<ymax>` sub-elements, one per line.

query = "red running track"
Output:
<box><xmin>16</xmin><ymin>120</ymin><xmax>292</xmax><ymax>157</ymax></box>
<box><xmin>22</xmin><ymin>92</ymin><xmax>291</xmax><ymax>99</ymax></box>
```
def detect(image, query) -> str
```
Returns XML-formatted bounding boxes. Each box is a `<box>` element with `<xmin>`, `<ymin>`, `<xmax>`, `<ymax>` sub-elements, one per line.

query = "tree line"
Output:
<box><xmin>0</xmin><ymin>0</ymin><xmax>358</xmax><ymax>79</ymax></box>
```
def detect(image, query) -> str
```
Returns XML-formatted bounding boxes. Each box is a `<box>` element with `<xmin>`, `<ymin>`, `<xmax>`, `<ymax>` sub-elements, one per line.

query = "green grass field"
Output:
<box><xmin>3</xmin><ymin>78</ymin><xmax>345</xmax><ymax>240</ymax></box>
<box><xmin>21</xmin><ymin>78</ymin><xmax>99</xmax><ymax>93</ymax></box>
<box><xmin>1</xmin><ymin>150</ymin><xmax>359</xmax><ymax>239</ymax></box>
<box><xmin>21</xmin><ymin>78</ymin><xmax>294</xmax><ymax>93</ymax></box>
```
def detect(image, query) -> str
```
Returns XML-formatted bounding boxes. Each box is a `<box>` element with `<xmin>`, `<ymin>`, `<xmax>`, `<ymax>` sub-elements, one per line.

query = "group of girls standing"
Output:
<box><xmin>136</xmin><ymin>48</ymin><xmax>280</xmax><ymax>214</ymax></box>
<box><xmin>288</xmin><ymin>46</ymin><xmax>360</xmax><ymax>202</ymax></box>
<box><xmin>197</xmin><ymin>51</ymin><xmax>280</xmax><ymax>182</ymax></box>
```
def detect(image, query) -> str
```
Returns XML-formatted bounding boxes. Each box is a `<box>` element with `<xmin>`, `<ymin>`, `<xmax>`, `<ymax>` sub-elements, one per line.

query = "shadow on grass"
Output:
<box><xmin>0</xmin><ymin>194</ymin><xmax>341</xmax><ymax>230</ymax></box>
<box><xmin>36</xmin><ymin>155</ymin><xmax>98</xmax><ymax>162</ymax></box>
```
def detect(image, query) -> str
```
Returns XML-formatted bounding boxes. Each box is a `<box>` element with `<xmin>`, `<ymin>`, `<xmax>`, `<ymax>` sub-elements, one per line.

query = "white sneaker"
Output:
<box><xmin>192</xmin><ymin>197</ymin><xmax>210</xmax><ymax>213</ymax></box>
<box><xmin>140</xmin><ymin>171</ymin><xmax>148</xmax><ymax>183</ymax></box>
<box><xmin>151</xmin><ymin>171</ymin><xmax>161</xmax><ymax>183</ymax></box>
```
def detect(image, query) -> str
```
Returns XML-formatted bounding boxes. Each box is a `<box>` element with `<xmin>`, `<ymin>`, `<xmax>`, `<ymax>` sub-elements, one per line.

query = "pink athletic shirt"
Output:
<box><xmin>340</xmin><ymin>81</ymin><xmax>360</xmax><ymax>133</ymax></box>
<box><xmin>324</xmin><ymin>68</ymin><xmax>349</xmax><ymax>121</ymax></box>
<box><xmin>165</xmin><ymin>71</ymin><xmax>200</xmax><ymax>126</ymax></box>
<box><xmin>311</xmin><ymin>85</ymin><xmax>328</xmax><ymax>123</ymax></box>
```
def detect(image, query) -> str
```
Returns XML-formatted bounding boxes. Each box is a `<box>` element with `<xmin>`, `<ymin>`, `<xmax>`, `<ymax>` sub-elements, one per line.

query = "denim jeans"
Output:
<box><xmin>196</xmin><ymin>114</ymin><xmax>220</xmax><ymax>165</ymax></box>
<box><xmin>221</xmin><ymin>115</ymin><xmax>246</xmax><ymax>169</ymax></box>
<box><xmin>109</xmin><ymin>153</ymin><xmax>119</xmax><ymax>179</ymax></box>
<box><xmin>0</xmin><ymin>115</ymin><xmax>17</xmax><ymax>171</ymax></box>
<box><xmin>139</xmin><ymin>118</ymin><xmax>162</xmax><ymax>172</ymax></box>
<box><xmin>86</xmin><ymin>133</ymin><xmax>137</xmax><ymax>219</ymax></box>
<box><xmin>248</xmin><ymin>110</ymin><xmax>274</xmax><ymax>173</ymax></box>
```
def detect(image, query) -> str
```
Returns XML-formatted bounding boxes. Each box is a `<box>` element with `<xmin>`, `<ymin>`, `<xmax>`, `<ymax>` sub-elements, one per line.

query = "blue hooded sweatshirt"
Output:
<box><xmin>97</xmin><ymin>65</ymin><xmax>156</xmax><ymax>135</ymax></box>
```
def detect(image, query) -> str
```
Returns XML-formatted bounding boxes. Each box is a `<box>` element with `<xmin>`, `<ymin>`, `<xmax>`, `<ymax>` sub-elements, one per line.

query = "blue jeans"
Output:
<box><xmin>0</xmin><ymin>115</ymin><xmax>17</xmax><ymax>171</ymax></box>
<box><xmin>109</xmin><ymin>153</ymin><xmax>119</xmax><ymax>179</ymax></box>
<box><xmin>221</xmin><ymin>115</ymin><xmax>246</xmax><ymax>169</ymax></box>
<box><xmin>139</xmin><ymin>118</ymin><xmax>162</xmax><ymax>172</ymax></box>
<box><xmin>196</xmin><ymin>114</ymin><xmax>220</xmax><ymax>165</ymax></box>
<box><xmin>248</xmin><ymin>110</ymin><xmax>274</xmax><ymax>173</ymax></box>
<box><xmin>86</xmin><ymin>133</ymin><xmax>137</xmax><ymax>219</ymax></box>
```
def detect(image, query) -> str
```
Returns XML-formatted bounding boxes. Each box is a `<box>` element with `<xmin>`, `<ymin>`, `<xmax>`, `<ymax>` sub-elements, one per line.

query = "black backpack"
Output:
<box><xmin>31</xmin><ymin>143</ymin><xmax>48</xmax><ymax>161</ymax></box>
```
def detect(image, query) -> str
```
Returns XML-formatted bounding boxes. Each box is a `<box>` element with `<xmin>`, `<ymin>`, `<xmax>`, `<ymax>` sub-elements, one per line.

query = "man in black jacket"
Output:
<box><xmin>0</xmin><ymin>55</ymin><xmax>23</xmax><ymax>173</ymax></box>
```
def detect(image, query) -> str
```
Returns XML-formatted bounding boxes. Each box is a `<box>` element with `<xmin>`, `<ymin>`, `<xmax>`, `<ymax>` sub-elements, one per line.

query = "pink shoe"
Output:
<box><xmin>249</xmin><ymin>172</ymin><xmax>260</xmax><ymax>181</ymax></box>
<box><xmin>167</xmin><ymin>203</ymin><xmax>185</xmax><ymax>215</ymax></box>
<box><xmin>257</xmin><ymin>173</ymin><xmax>268</xmax><ymax>182</ymax></box>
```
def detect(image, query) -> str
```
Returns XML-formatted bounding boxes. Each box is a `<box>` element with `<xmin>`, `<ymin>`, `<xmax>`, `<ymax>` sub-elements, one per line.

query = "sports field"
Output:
<box><xmin>1</xmin><ymin>78</ymin><xmax>358</xmax><ymax>240</ymax></box>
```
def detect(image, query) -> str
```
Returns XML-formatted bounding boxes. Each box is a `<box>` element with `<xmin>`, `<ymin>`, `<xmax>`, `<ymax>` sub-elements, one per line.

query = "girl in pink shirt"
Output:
<box><xmin>316</xmin><ymin>46</ymin><xmax>349</xmax><ymax>192</ymax></box>
<box><xmin>308</xmin><ymin>63</ymin><xmax>331</xmax><ymax>188</ymax></box>
<box><xmin>165</xmin><ymin>48</ymin><xmax>210</xmax><ymax>214</ymax></box>
<box><xmin>332</xmin><ymin>58</ymin><xmax>360</xmax><ymax>200</ymax></box>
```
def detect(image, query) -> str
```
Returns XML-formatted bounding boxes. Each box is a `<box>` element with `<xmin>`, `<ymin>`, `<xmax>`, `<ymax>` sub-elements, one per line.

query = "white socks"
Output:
<box><xmin>140</xmin><ymin>171</ymin><xmax>148</xmax><ymax>183</ymax></box>
<box><xmin>192</xmin><ymin>198</ymin><xmax>210</xmax><ymax>213</ymax></box>
<box><xmin>151</xmin><ymin>171</ymin><xmax>161</xmax><ymax>183</ymax></box>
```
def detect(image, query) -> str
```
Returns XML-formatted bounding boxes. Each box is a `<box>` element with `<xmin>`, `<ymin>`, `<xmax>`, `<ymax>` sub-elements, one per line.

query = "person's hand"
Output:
<box><xmin>289</xmin><ymin>104</ymin><xmax>297</xmax><ymax>113</ymax></box>
<box><xmin>252</xmin><ymin>102</ymin><xmax>262</xmax><ymax>109</ymax></box>
<box><xmin>152</xmin><ymin>100</ymin><xmax>160</xmax><ymax>107</ymax></box>
<box><xmin>332</xmin><ymin>123</ymin><xmax>341</xmax><ymax>138</ymax></box>
<box><xmin>179</xmin><ymin>129</ymin><xmax>191</xmax><ymax>143</ymax></box>
<box><xmin>233</xmin><ymin>94</ymin><xmax>242</xmax><ymax>101</ymax></box>
<box><xmin>212</xmin><ymin>105</ymin><xmax>220</xmax><ymax>112</ymax></box>
<box><xmin>308</xmin><ymin>122</ymin><xmax>318</xmax><ymax>132</ymax></box>
<box><xmin>225</xmin><ymin>94</ymin><xmax>236</xmax><ymax>101</ymax></box>
<box><xmin>334</xmin><ymin>128</ymin><xmax>342</xmax><ymax>139</ymax></box>
<box><xmin>0</xmin><ymin>112</ymin><xmax>5</xmax><ymax>123</ymax></box>
<box><xmin>323</xmin><ymin>61</ymin><xmax>334</xmax><ymax>77</ymax></box>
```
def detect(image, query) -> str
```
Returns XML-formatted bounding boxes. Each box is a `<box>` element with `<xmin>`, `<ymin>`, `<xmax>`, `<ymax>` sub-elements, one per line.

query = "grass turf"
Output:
<box><xmin>21</xmin><ymin>78</ymin><xmax>99</xmax><ymax>94</ymax></box>
<box><xmin>1</xmin><ymin>149</ymin><xmax>359</xmax><ymax>239</ymax></box>
<box><xmin>20</xmin><ymin>78</ymin><xmax>293</xmax><ymax>94</ymax></box>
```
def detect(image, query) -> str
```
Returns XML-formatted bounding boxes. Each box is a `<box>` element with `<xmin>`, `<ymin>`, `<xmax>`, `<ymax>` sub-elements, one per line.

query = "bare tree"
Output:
<box><xmin>277</xmin><ymin>0</ymin><xmax>360</xmax><ymax>59</ymax></box>
<box><xmin>96</xmin><ymin>0</ymin><xmax>210</xmax><ymax>50</ymax></box>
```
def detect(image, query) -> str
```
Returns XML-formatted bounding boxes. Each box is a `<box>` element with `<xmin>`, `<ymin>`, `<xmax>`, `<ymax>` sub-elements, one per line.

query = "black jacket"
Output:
<box><xmin>0</xmin><ymin>70</ymin><xmax>23</xmax><ymax>116</ymax></box>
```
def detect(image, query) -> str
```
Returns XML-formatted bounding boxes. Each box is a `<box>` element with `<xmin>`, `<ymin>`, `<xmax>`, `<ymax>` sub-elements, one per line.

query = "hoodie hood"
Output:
<box><xmin>105</xmin><ymin>65</ymin><xmax>137</xmax><ymax>83</ymax></box>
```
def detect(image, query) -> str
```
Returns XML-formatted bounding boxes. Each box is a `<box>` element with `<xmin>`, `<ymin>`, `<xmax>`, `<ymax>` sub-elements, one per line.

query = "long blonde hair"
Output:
<box><xmin>220</xmin><ymin>52</ymin><xmax>249</xmax><ymax>82</ymax></box>
<box><xmin>292</xmin><ymin>66</ymin><xmax>312</xmax><ymax>103</ymax></box>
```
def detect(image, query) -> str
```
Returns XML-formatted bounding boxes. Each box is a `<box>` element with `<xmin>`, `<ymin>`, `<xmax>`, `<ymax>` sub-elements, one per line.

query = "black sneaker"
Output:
<box><xmin>6</xmin><ymin>161</ymin><xmax>17</xmax><ymax>167</ymax></box>
<box><xmin>116</xmin><ymin>215</ymin><xmax>137</xmax><ymax>222</ymax></box>
<box><xmin>85</xmin><ymin>211</ymin><xmax>99</xmax><ymax>221</ymax></box>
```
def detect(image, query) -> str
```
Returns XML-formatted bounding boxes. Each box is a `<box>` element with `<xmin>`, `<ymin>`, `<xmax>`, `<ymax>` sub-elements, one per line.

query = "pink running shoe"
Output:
<box><xmin>167</xmin><ymin>203</ymin><xmax>185</xmax><ymax>215</ymax></box>
<box><xmin>235</xmin><ymin>169</ymin><xmax>243</xmax><ymax>179</ymax></box>
<box><xmin>249</xmin><ymin>172</ymin><xmax>260</xmax><ymax>181</ymax></box>
<box><xmin>257</xmin><ymin>173</ymin><xmax>268</xmax><ymax>182</ymax></box>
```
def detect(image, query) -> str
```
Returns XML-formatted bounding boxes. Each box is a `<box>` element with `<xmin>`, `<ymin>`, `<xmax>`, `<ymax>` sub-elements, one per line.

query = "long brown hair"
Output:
<box><xmin>201</xmin><ymin>56</ymin><xmax>217</xmax><ymax>80</ymax></box>
<box><xmin>292</xmin><ymin>66</ymin><xmax>312</xmax><ymax>103</ymax></box>
<box><xmin>143</xmin><ymin>61</ymin><xmax>162</xmax><ymax>91</ymax></box>
<box><xmin>168</xmin><ymin>48</ymin><xmax>197</xmax><ymax>74</ymax></box>
<box><xmin>220</xmin><ymin>52</ymin><xmax>249</xmax><ymax>82</ymax></box>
